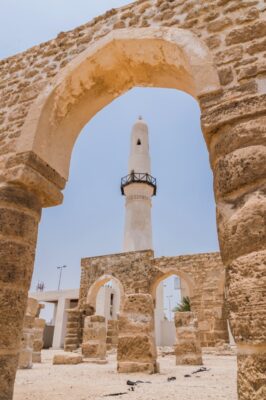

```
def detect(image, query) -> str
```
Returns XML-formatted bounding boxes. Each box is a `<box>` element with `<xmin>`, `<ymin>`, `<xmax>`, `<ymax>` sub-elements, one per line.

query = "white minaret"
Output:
<box><xmin>121</xmin><ymin>117</ymin><xmax>157</xmax><ymax>252</ymax></box>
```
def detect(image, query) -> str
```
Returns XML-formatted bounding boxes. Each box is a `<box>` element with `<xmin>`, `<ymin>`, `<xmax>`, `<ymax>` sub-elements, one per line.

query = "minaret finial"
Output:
<box><xmin>138</xmin><ymin>115</ymin><xmax>143</xmax><ymax>120</ymax></box>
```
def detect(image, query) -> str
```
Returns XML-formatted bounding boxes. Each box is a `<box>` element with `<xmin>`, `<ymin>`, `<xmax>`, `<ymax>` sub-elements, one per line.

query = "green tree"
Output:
<box><xmin>173</xmin><ymin>296</ymin><xmax>191</xmax><ymax>312</ymax></box>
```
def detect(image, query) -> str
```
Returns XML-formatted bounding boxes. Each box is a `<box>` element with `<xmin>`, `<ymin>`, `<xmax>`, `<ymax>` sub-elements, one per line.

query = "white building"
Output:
<box><xmin>30</xmin><ymin>289</ymin><xmax>79</xmax><ymax>349</ymax></box>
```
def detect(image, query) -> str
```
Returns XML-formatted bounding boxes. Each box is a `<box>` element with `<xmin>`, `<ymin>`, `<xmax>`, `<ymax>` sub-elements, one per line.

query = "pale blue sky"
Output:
<box><xmin>1</xmin><ymin>1</ymin><xmax>219</xmax><ymax>293</ymax></box>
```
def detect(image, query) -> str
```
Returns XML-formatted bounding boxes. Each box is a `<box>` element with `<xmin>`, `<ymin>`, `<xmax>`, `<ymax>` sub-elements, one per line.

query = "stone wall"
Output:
<box><xmin>76</xmin><ymin>250</ymin><xmax>228</xmax><ymax>348</ymax></box>
<box><xmin>154</xmin><ymin>253</ymin><xmax>228</xmax><ymax>346</ymax></box>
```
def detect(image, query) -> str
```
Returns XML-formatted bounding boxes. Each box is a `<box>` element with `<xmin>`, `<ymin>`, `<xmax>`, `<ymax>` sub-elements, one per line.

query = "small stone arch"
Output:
<box><xmin>86</xmin><ymin>274</ymin><xmax>125</xmax><ymax>311</ymax></box>
<box><xmin>150</xmin><ymin>269</ymin><xmax>195</xmax><ymax>305</ymax></box>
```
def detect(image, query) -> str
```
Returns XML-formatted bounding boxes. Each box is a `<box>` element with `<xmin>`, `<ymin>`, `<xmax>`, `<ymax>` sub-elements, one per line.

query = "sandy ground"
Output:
<box><xmin>14</xmin><ymin>350</ymin><xmax>237</xmax><ymax>400</ymax></box>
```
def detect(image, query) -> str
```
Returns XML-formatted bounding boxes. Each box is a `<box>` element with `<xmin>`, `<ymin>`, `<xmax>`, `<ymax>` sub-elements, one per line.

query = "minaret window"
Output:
<box><xmin>110</xmin><ymin>293</ymin><xmax>114</xmax><ymax>306</ymax></box>
<box><xmin>137</xmin><ymin>139</ymin><xmax>141</xmax><ymax>145</ymax></box>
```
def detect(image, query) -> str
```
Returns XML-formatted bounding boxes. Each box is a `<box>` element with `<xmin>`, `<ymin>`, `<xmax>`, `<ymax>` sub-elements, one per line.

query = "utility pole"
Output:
<box><xmin>57</xmin><ymin>265</ymin><xmax>67</xmax><ymax>291</ymax></box>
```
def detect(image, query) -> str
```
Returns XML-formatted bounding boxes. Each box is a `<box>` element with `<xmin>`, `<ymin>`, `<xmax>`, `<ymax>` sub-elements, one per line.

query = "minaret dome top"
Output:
<box><xmin>121</xmin><ymin>117</ymin><xmax>157</xmax><ymax>197</ymax></box>
<box><xmin>132</xmin><ymin>116</ymin><xmax>148</xmax><ymax>132</ymax></box>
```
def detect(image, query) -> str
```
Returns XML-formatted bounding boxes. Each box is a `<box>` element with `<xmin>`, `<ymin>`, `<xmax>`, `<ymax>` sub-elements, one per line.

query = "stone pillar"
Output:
<box><xmin>18</xmin><ymin>298</ymin><xmax>39</xmax><ymax>369</ymax></box>
<box><xmin>174</xmin><ymin>312</ymin><xmax>203</xmax><ymax>365</ymax></box>
<box><xmin>117</xmin><ymin>293</ymin><xmax>158</xmax><ymax>373</ymax></box>
<box><xmin>0</xmin><ymin>184</ymin><xmax>41</xmax><ymax>400</ymax></box>
<box><xmin>81</xmin><ymin>315</ymin><xmax>107</xmax><ymax>361</ymax></box>
<box><xmin>106</xmin><ymin>320</ymin><xmax>119</xmax><ymax>350</ymax></box>
<box><xmin>52</xmin><ymin>297</ymin><xmax>70</xmax><ymax>349</ymax></box>
<box><xmin>64</xmin><ymin>308</ymin><xmax>83</xmax><ymax>352</ymax></box>
<box><xmin>32</xmin><ymin>318</ymin><xmax>45</xmax><ymax>363</ymax></box>
<box><xmin>18</xmin><ymin>319</ymin><xmax>34</xmax><ymax>370</ymax></box>
<box><xmin>201</xmin><ymin>96</ymin><xmax>266</xmax><ymax>399</ymax></box>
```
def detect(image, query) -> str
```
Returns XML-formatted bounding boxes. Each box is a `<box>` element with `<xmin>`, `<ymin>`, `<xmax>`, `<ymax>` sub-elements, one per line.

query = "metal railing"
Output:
<box><xmin>121</xmin><ymin>172</ymin><xmax>157</xmax><ymax>195</ymax></box>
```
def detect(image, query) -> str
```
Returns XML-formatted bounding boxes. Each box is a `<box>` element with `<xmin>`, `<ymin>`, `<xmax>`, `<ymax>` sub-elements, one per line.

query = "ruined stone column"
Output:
<box><xmin>64</xmin><ymin>306</ymin><xmax>92</xmax><ymax>352</ymax></box>
<box><xmin>32</xmin><ymin>318</ymin><xmax>45</xmax><ymax>363</ymax></box>
<box><xmin>174</xmin><ymin>312</ymin><xmax>203</xmax><ymax>365</ymax></box>
<box><xmin>201</xmin><ymin>98</ymin><xmax>266</xmax><ymax>400</ymax></box>
<box><xmin>32</xmin><ymin>303</ymin><xmax>45</xmax><ymax>363</ymax></box>
<box><xmin>0</xmin><ymin>184</ymin><xmax>41</xmax><ymax>400</ymax></box>
<box><xmin>18</xmin><ymin>298</ymin><xmax>39</xmax><ymax>369</ymax></box>
<box><xmin>117</xmin><ymin>293</ymin><xmax>158</xmax><ymax>373</ymax></box>
<box><xmin>106</xmin><ymin>320</ymin><xmax>119</xmax><ymax>350</ymax></box>
<box><xmin>81</xmin><ymin>315</ymin><xmax>107</xmax><ymax>361</ymax></box>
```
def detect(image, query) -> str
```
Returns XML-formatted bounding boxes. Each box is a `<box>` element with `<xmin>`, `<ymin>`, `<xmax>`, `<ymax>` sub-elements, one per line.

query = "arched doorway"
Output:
<box><xmin>152</xmin><ymin>271</ymin><xmax>194</xmax><ymax>347</ymax></box>
<box><xmin>86</xmin><ymin>275</ymin><xmax>124</xmax><ymax>351</ymax></box>
<box><xmin>86</xmin><ymin>275</ymin><xmax>124</xmax><ymax>322</ymax></box>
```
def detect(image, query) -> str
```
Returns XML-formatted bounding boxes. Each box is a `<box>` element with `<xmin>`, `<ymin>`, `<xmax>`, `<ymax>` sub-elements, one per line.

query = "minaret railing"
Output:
<box><xmin>121</xmin><ymin>172</ymin><xmax>157</xmax><ymax>196</ymax></box>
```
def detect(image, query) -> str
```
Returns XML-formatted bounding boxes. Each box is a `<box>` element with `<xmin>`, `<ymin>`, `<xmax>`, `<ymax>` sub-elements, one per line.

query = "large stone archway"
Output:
<box><xmin>15</xmin><ymin>26</ymin><xmax>219</xmax><ymax>180</ymax></box>
<box><xmin>0</xmin><ymin>1</ymin><xmax>265</xmax><ymax>399</ymax></box>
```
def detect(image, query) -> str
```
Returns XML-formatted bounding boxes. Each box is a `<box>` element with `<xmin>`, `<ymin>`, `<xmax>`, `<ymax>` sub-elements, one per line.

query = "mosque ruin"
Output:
<box><xmin>62</xmin><ymin>119</ymin><xmax>229</xmax><ymax>360</ymax></box>
<box><xmin>0</xmin><ymin>0</ymin><xmax>265</xmax><ymax>399</ymax></box>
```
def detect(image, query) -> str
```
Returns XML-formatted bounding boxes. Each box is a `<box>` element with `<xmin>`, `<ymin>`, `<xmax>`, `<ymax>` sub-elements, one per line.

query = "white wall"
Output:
<box><xmin>96</xmin><ymin>281</ymin><xmax>121</xmax><ymax>323</ymax></box>
<box><xmin>160</xmin><ymin>320</ymin><xmax>176</xmax><ymax>346</ymax></box>
<box><xmin>155</xmin><ymin>276</ymin><xmax>187</xmax><ymax>346</ymax></box>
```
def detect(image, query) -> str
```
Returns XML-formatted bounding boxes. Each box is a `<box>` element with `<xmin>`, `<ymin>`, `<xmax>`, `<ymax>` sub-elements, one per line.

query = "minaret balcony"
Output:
<box><xmin>121</xmin><ymin>173</ymin><xmax>157</xmax><ymax>196</ymax></box>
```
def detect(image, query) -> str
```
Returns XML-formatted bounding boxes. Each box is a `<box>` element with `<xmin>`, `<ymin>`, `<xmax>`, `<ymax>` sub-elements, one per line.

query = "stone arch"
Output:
<box><xmin>17</xmin><ymin>27</ymin><xmax>220</xmax><ymax>180</ymax></box>
<box><xmin>151</xmin><ymin>269</ymin><xmax>195</xmax><ymax>347</ymax></box>
<box><xmin>150</xmin><ymin>269</ymin><xmax>195</xmax><ymax>304</ymax></box>
<box><xmin>86</xmin><ymin>274</ymin><xmax>125</xmax><ymax>311</ymax></box>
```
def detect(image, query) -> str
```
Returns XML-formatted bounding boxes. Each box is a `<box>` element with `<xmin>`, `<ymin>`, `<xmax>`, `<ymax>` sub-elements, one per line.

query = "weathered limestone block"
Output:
<box><xmin>117</xmin><ymin>294</ymin><xmax>158</xmax><ymax>373</ymax></box>
<box><xmin>53</xmin><ymin>353</ymin><xmax>83</xmax><ymax>365</ymax></box>
<box><xmin>209</xmin><ymin>116</ymin><xmax>266</xmax><ymax>164</ymax></box>
<box><xmin>201</xmin><ymin>94</ymin><xmax>266</xmax><ymax>134</ymax></box>
<box><xmin>32</xmin><ymin>318</ymin><xmax>45</xmax><ymax>363</ymax></box>
<box><xmin>214</xmin><ymin>146</ymin><xmax>266</xmax><ymax>198</ymax></box>
<box><xmin>81</xmin><ymin>315</ymin><xmax>107</xmax><ymax>360</ymax></box>
<box><xmin>217</xmin><ymin>191</ymin><xmax>266</xmax><ymax>265</ymax></box>
<box><xmin>18</xmin><ymin>327</ymin><xmax>34</xmax><ymax>370</ymax></box>
<box><xmin>226</xmin><ymin>20</ymin><xmax>266</xmax><ymax>45</ymax></box>
<box><xmin>107</xmin><ymin>320</ymin><xmax>119</xmax><ymax>350</ymax></box>
<box><xmin>174</xmin><ymin>312</ymin><xmax>203</xmax><ymax>365</ymax></box>
<box><xmin>237</xmin><ymin>352</ymin><xmax>266</xmax><ymax>400</ymax></box>
<box><xmin>227</xmin><ymin>251</ymin><xmax>266</xmax><ymax>344</ymax></box>
<box><xmin>18</xmin><ymin>298</ymin><xmax>39</xmax><ymax>369</ymax></box>
<box><xmin>26</xmin><ymin>298</ymin><xmax>40</xmax><ymax>318</ymax></box>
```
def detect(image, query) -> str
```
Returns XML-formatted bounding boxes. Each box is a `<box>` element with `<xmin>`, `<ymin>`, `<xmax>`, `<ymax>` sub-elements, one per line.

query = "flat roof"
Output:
<box><xmin>30</xmin><ymin>288</ymin><xmax>79</xmax><ymax>303</ymax></box>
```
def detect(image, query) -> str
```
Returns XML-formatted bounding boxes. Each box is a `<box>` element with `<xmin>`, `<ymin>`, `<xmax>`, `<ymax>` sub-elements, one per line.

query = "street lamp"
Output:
<box><xmin>57</xmin><ymin>265</ymin><xmax>67</xmax><ymax>291</ymax></box>
<box><xmin>166</xmin><ymin>294</ymin><xmax>173</xmax><ymax>320</ymax></box>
